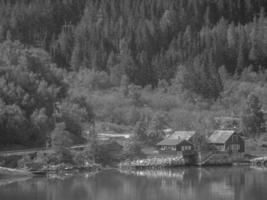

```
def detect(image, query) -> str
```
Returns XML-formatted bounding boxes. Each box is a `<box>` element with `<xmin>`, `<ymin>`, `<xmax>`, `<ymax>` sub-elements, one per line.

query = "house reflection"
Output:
<box><xmin>121</xmin><ymin>167</ymin><xmax>250</xmax><ymax>200</ymax></box>
<box><xmin>1</xmin><ymin>168</ymin><xmax>267</xmax><ymax>200</ymax></box>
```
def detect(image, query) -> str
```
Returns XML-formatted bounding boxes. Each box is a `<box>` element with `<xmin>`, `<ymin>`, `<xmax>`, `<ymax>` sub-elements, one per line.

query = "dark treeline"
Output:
<box><xmin>1</xmin><ymin>1</ymin><xmax>267</xmax><ymax>88</ymax></box>
<box><xmin>0</xmin><ymin>0</ymin><xmax>267</xmax><ymax>147</ymax></box>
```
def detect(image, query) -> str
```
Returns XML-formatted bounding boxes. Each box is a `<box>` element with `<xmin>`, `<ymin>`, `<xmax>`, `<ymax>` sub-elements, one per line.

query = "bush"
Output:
<box><xmin>241</xmin><ymin>94</ymin><xmax>264</xmax><ymax>138</ymax></box>
<box><xmin>95</xmin><ymin>140</ymin><xmax>124</xmax><ymax>167</ymax></box>
<box><xmin>122</xmin><ymin>140</ymin><xmax>145</xmax><ymax>160</ymax></box>
<box><xmin>17</xmin><ymin>155</ymin><xmax>32</xmax><ymax>169</ymax></box>
<box><xmin>47</xmin><ymin>149</ymin><xmax>74</xmax><ymax>165</ymax></box>
<box><xmin>67</xmin><ymin>69</ymin><xmax>112</xmax><ymax>92</ymax></box>
<box><xmin>72</xmin><ymin>147</ymin><xmax>94</xmax><ymax>166</ymax></box>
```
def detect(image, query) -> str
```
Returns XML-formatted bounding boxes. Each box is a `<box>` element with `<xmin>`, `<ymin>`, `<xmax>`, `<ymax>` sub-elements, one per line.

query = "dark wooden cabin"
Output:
<box><xmin>208</xmin><ymin>130</ymin><xmax>245</xmax><ymax>154</ymax></box>
<box><xmin>157</xmin><ymin>131</ymin><xmax>197</xmax><ymax>155</ymax></box>
<box><xmin>157</xmin><ymin>139</ymin><xmax>194</xmax><ymax>155</ymax></box>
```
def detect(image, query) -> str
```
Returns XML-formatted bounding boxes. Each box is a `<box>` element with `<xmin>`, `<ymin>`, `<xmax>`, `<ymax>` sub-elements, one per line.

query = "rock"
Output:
<box><xmin>0</xmin><ymin>167</ymin><xmax>32</xmax><ymax>178</ymax></box>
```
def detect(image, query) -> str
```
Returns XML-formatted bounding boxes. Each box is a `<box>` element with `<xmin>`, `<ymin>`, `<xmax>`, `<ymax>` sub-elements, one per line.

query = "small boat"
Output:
<box><xmin>31</xmin><ymin>170</ymin><xmax>48</xmax><ymax>176</ymax></box>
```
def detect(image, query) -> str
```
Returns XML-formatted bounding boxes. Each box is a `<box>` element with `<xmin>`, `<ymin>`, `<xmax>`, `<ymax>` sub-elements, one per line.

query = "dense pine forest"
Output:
<box><xmin>0</xmin><ymin>0</ymin><xmax>267</xmax><ymax>148</ymax></box>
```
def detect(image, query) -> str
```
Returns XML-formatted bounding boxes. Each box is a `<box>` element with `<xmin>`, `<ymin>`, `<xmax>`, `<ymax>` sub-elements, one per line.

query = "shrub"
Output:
<box><xmin>95</xmin><ymin>140</ymin><xmax>124</xmax><ymax>167</ymax></box>
<box><xmin>122</xmin><ymin>140</ymin><xmax>145</xmax><ymax>160</ymax></box>
<box><xmin>241</xmin><ymin>94</ymin><xmax>264</xmax><ymax>138</ymax></box>
<box><xmin>17</xmin><ymin>155</ymin><xmax>32</xmax><ymax>168</ymax></box>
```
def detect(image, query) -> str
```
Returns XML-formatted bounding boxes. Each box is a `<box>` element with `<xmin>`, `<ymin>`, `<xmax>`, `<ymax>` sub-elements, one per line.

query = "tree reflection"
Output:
<box><xmin>0</xmin><ymin>168</ymin><xmax>267</xmax><ymax>200</ymax></box>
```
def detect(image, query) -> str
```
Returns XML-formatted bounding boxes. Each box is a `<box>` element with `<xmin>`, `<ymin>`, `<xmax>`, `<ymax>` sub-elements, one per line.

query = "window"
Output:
<box><xmin>217</xmin><ymin>145</ymin><xmax>225</xmax><ymax>151</ymax></box>
<box><xmin>172</xmin><ymin>146</ymin><xmax>176</xmax><ymax>151</ymax></box>
<box><xmin>230</xmin><ymin>144</ymin><xmax>240</xmax><ymax>151</ymax></box>
<box><xmin>161</xmin><ymin>146</ymin><xmax>166</xmax><ymax>151</ymax></box>
<box><xmin>182</xmin><ymin>146</ymin><xmax>191</xmax><ymax>151</ymax></box>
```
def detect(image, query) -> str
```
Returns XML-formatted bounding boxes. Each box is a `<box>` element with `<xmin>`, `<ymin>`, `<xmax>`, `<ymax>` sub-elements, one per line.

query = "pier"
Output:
<box><xmin>251</xmin><ymin>157</ymin><xmax>267</xmax><ymax>167</ymax></box>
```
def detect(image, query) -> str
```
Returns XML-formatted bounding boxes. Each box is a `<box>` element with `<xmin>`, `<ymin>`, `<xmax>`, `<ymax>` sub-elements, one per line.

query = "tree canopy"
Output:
<box><xmin>1</xmin><ymin>0</ymin><xmax>267</xmax><ymax>147</ymax></box>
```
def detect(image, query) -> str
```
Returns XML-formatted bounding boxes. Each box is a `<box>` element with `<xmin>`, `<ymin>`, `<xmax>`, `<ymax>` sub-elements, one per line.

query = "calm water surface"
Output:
<box><xmin>0</xmin><ymin>167</ymin><xmax>267</xmax><ymax>200</ymax></box>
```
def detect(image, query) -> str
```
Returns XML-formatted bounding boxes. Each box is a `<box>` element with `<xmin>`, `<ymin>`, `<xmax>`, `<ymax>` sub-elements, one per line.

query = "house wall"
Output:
<box><xmin>158</xmin><ymin>145</ymin><xmax>178</xmax><ymax>155</ymax></box>
<box><xmin>210</xmin><ymin>144</ymin><xmax>225</xmax><ymax>151</ymax></box>
<box><xmin>177</xmin><ymin>141</ymin><xmax>194</xmax><ymax>152</ymax></box>
<box><xmin>188</xmin><ymin>136</ymin><xmax>197</xmax><ymax>149</ymax></box>
<box><xmin>225</xmin><ymin>133</ymin><xmax>245</xmax><ymax>153</ymax></box>
<box><xmin>158</xmin><ymin>141</ymin><xmax>194</xmax><ymax>155</ymax></box>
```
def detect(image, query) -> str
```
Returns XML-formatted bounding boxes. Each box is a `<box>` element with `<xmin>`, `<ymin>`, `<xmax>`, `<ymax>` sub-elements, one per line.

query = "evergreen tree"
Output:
<box><xmin>236</xmin><ymin>44</ymin><xmax>245</xmax><ymax>74</ymax></box>
<box><xmin>120</xmin><ymin>75</ymin><xmax>129</xmax><ymax>97</ymax></box>
<box><xmin>147</xmin><ymin>112</ymin><xmax>169</xmax><ymax>145</ymax></box>
<box><xmin>241</xmin><ymin>94</ymin><xmax>264</xmax><ymax>138</ymax></box>
<box><xmin>51</xmin><ymin>122</ymin><xmax>72</xmax><ymax>152</ymax></box>
<box><xmin>133</xmin><ymin>117</ymin><xmax>148</xmax><ymax>144</ymax></box>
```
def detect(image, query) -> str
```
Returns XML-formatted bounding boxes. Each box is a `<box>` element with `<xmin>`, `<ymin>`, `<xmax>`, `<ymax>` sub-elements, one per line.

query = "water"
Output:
<box><xmin>0</xmin><ymin>167</ymin><xmax>267</xmax><ymax>200</ymax></box>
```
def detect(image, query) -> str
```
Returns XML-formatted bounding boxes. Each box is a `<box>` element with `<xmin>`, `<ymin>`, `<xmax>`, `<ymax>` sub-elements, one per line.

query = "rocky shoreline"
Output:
<box><xmin>0</xmin><ymin>162</ymin><xmax>102</xmax><ymax>179</ymax></box>
<box><xmin>0</xmin><ymin>167</ymin><xmax>32</xmax><ymax>178</ymax></box>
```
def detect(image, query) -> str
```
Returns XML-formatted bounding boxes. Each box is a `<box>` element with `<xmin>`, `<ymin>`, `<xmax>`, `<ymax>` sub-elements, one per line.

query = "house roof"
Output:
<box><xmin>168</xmin><ymin>131</ymin><xmax>196</xmax><ymax>140</ymax></box>
<box><xmin>208</xmin><ymin>130</ymin><xmax>236</xmax><ymax>144</ymax></box>
<box><xmin>157</xmin><ymin>138</ymin><xmax>182</xmax><ymax>146</ymax></box>
<box><xmin>157</xmin><ymin>130</ymin><xmax>196</xmax><ymax>146</ymax></box>
<box><xmin>214</xmin><ymin>117</ymin><xmax>240</xmax><ymax>121</ymax></box>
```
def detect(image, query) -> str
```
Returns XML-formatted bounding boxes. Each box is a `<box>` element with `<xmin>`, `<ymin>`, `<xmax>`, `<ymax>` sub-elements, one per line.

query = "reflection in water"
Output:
<box><xmin>0</xmin><ymin>167</ymin><xmax>267</xmax><ymax>200</ymax></box>
<box><xmin>0</xmin><ymin>177</ymin><xmax>31</xmax><ymax>187</ymax></box>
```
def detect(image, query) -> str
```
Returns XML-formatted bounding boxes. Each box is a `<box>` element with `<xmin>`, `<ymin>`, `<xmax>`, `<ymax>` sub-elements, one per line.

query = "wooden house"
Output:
<box><xmin>157</xmin><ymin>131</ymin><xmax>197</xmax><ymax>155</ymax></box>
<box><xmin>207</xmin><ymin>130</ymin><xmax>245</xmax><ymax>154</ymax></box>
<box><xmin>262</xmin><ymin>111</ymin><xmax>267</xmax><ymax>131</ymax></box>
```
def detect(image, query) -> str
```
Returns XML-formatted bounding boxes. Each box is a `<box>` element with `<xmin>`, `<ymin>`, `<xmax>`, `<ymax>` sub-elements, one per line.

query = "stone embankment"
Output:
<box><xmin>197</xmin><ymin>152</ymin><xmax>233</xmax><ymax>166</ymax></box>
<box><xmin>119</xmin><ymin>152</ymin><xmax>235</xmax><ymax>169</ymax></box>
<box><xmin>119</xmin><ymin>156</ymin><xmax>185</xmax><ymax>169</ymax></box>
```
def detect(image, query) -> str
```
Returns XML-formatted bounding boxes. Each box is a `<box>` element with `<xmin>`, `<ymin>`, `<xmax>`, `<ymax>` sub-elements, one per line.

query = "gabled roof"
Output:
<box><xmin>208</xmin><ymin>130</ymin><xmax>236</xmax><ymax>144</ymax></box>
<box><xmin>157</xmin><ymin>130</ymin><xmax>196</xmax><ymax>146</ymax></box>
<box><xmin>157</xmin><ymin>138</ymin><xmax>192</xmax><ymax>146</ymax></box>
<box><xmin>214</xmin><ymin>116</ymin><xmax>240</xmax><ymax>121</ymax></box>
<box><xmin>157</xmin><ymin>138</ymin><xmax>182</xmax><ymax>146</ymax></box>
<box><xmin>168</xmin><ymin>131</ymin><xmax>196</xmax><ymax>140</ymax></box>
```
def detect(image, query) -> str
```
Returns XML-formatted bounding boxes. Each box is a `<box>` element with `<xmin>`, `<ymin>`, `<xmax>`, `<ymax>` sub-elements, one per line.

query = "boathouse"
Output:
<box><xmin>157</xmin><ymin>131</ymin><xmax>197</xmax><ymax>155</ymax></box>
<box><xmin>207</xmin><ymin>130</ymin><xmax>245</xmax><ymax>153</ymax></box>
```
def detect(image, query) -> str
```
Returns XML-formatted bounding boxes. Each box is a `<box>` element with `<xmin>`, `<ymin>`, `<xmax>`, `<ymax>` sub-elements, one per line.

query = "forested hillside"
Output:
<box><xmin>0</xmin><ymin>0</ymin><xmax>267</xmax><ymax>147</ymax></box>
